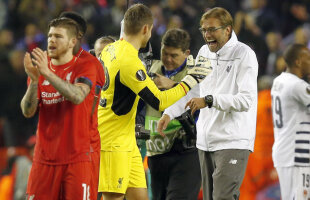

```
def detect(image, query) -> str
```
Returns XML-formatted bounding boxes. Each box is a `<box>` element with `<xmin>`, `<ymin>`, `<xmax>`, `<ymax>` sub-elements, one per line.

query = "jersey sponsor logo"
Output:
<box><xmin>42</xmin><ymin>96</ymin><xmax>65</xmax><ymax>104</ymax></box>
<box><xmin>136</xmin><ymin>70</ymin><xmax>146</xmax><ymax>81</ymax></box>
<box><xmin>41</xmin><ymin>91</ymin><xmax>64</xmax><ymax>104</ymax></box>
<box><xmin>41</xmin><ymin>91</ymin><xmax>61</xmax><ymax>98</ymax></box>
<box><xmin>42</xmin><ymin>80</ymin><xmax>50</xmax><ymax>86</ymax></box>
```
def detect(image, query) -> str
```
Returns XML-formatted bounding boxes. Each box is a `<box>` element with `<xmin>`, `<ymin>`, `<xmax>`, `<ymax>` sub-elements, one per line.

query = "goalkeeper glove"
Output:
<box><xmin>181</xmin><ymin>56</ymin><xmax>212</xmax><ymax>89</ymax></box>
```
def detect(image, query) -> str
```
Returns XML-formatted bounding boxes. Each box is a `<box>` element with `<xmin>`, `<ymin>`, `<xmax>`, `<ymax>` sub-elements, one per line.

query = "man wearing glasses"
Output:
<box><xmin>158</xmin><ymin>7</ymin><xmax>258</xmax><ymax>200</ymax></box>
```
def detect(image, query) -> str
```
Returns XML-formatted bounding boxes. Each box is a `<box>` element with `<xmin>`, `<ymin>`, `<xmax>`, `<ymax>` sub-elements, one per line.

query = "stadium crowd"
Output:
<box><xmin>0</xmin><ymin>0</ymin><xmax>309</xmax><ymax>199</ymax></box>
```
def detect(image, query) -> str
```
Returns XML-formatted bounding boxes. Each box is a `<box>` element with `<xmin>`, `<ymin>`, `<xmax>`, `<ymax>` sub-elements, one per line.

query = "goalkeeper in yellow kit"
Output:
<box><xmin>97</xmin><ymin>4</ymin><xmax>212</xmax><ymax>200</ymax></box>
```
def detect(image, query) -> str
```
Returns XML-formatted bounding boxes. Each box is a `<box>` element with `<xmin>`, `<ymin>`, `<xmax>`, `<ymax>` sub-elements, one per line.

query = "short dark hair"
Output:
<box><xmin>162</xmin><ymin>28</ymin><xmax>190</xmax><ymax>52</ymax></box>
<box><xmin>48</xmin><ymin>18</ymin><xmax>79</xmax><ymax>38</ymax></box>
<box><xmin>124</xmin><ymin>3</ymin><xmax>153</xmax><ymax>35</ymax></box>
<box><xmin>283</xmin><ymin>43</ymin><xmax>307</xmax><ymax>68</ymax></box>
<box><xmin>59</xmin><ymin>11</ymin><xmax>87</xmax><ymax>36</ymax></box>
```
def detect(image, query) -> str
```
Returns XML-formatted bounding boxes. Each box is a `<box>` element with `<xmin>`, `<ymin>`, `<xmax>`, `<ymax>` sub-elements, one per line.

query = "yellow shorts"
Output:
<box><xmin>98</xmin><ymin>145</ymin><xmax>147</xmax><ymax>194</ymax></box>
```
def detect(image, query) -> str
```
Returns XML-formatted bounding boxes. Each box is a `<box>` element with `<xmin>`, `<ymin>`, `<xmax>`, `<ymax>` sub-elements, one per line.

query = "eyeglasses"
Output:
<box><xmin>199</xmin><ymin>26</ymin><xmax>225</xmax><ymax>34</ymax></box>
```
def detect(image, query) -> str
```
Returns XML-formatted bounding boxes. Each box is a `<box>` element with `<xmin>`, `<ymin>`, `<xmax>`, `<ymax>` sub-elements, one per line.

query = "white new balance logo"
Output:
<box><xmin>229</xmin><ymin>159</ymin><xmax>237</xmax><ymax>164</ymax></box>
<box><xmin>42</xmin><ymin>80</ymin><xmax>50</xmax><ymax>86</ymax></box>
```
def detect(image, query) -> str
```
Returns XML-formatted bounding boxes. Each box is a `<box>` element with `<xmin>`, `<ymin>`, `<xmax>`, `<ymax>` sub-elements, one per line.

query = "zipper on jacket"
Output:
<box><xmin>216</xmin><ymin>53</ymin><xmax>219</xmax><ymax>65</ymax></box>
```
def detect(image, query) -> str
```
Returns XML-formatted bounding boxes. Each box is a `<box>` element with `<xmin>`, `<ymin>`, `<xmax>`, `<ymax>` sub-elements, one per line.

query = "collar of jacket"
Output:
<box><xmin>214</xmin><ymin>31</ymin><xmax>238</xmax><ymax>57</ymax></box>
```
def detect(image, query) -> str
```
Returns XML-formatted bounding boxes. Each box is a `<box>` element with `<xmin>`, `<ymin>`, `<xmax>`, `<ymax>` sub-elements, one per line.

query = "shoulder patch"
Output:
<box><xmin>136</xmin><ymin>70</ymin><xmax>146</xmax><ymax>81</ymax></box>
<box><xmin>307</xmin><ymin>85</ymin><xmax>310</xmax><ymax>95</ymax></box>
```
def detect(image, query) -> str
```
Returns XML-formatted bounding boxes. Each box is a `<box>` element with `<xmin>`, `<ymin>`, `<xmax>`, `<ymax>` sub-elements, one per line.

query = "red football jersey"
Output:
<box><xmin>77</xmin><ymin>48</ymin><xmax>105</xmax><ymax>152</ymax></box>
<box><xmin>33</xmin><ymin>50</ymin><xmax>97</xmax><ymax>165</ymax></box>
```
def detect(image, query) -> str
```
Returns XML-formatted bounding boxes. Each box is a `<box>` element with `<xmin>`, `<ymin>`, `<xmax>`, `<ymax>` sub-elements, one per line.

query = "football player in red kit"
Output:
<box><xmin>21</xmin><ymin>17</ymin><xmax>98</xmax><ymax>200</ymax></box>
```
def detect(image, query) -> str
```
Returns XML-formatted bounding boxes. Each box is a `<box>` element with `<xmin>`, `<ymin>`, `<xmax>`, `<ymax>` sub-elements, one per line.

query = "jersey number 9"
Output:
<box><xmin>272</xmin><ymin>95</ymin><xmax>283</xmax><ymax>128</ymax></box>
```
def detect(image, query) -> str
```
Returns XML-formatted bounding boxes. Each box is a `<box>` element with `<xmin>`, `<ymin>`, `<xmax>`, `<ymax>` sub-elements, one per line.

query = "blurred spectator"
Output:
<box><xmin>0</xmin><ymin>1</ymin><xmax>7</xmax><ymax>29</ymax></box>
<box><xmin>265</xmin><ymin>31</ymin><xmax>283</xmax><ymax>76</ymax></box>
<box><xmin>0</xmin><ymin>147</ymin><xmax>16</xmax><ymax>200</ymax></box>
<box><xmin>281</xmin><ymin>1</ymin><xmax>310</xmax><ymax>37</ymax></box>
<box><xmin>15</xmin><ymin>23</ymin><xmax>46</xmax><ymax>52</ymax></box>
<box><xmin>1</xmin><ymin>49</ymin><xmax>37</xmax><ymax>147</ymax></box>
<box><xmin>274</xmin><ymin>56</ymin><xmax>287</xmax><ymax>75</ymax></box>
<box><xmin>294</xmin><ymin>26</ymin><xmax>310</xmax><ymax>45</ymax></box>
<box><xmin>110</xmin><ymin>0</ymin><xmax>127</xmax><ymax>28</ymax></box>
<box><xmin>167</xmin><ymin>15</ymin><xmax>183</xmax><ymax>30</ymax></box>
<box><xmin>247</xmin><ymin>0</ymin><xmax>280</xmax><ymax>33</ymax></box>
<box><xmin>13</xmin><ymin>135</ymin><xmax>35</xmax><ymax>200</ymax></box>
<box><xmin>18</xmin><ymin>0</ymin><xmax>63</xmax><ymax>32</ymax></box>
<box><xmin>163</xmin><ymin>0</ymin><xmax>196</xmax><ymax>34</ymax></box>
<box><xmin>0</xmin><ymin>135</ymin><xmax>35</xmax><ymax>200</ymax></box>
<box><xmin>149</xmin><ymin>3</ymin><xmax>167</xmax><ymax>59</ymax></box>
<box><xmin>234</xmin><ymin>11</ymin><xmax>269</xmax><ymax>76</ymax></box>
<box><xmin>0</xmin><ymin>29</ymin><xmax>14</xmax><ymax>62</ymax></box>
<box><xmin>283</xmin><ymin>25</ymin><xmax>310</xmax><ymax>47</ymax></box>
<box><xmin>198</xmin><ymin>0</ymin><xmax>240</xmax><ymax>17</ymax></box>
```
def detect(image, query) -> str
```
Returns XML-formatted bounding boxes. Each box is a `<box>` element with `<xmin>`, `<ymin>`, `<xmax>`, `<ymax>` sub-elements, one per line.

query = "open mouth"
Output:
<box><xmin>48</xmin><ymin>46</ymin><xmax>56</xmax><ymax>51</ymax></box>
<box><xmin>206</xmin><ymin>40</ymin><xmax>217</xmax><ymax>46</ymax></box>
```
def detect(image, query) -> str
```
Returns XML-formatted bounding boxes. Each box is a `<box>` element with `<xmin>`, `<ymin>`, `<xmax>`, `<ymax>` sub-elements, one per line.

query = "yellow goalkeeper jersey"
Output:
<box><xmin>98</xmin><ymin>39</ymin><xmax>189</xmax><ymax>152</ymax></box>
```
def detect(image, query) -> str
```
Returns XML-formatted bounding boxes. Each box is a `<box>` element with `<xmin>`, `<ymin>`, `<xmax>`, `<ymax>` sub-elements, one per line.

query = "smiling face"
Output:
<box><xmin>200</xmin><ymin>17</ymin><xmax>231</xmax><ymax>52</ymax></box>
<box><xmin>161</xmin><ymin>45</ymin><xmax>189</xmax><ymax>71</ymax></box>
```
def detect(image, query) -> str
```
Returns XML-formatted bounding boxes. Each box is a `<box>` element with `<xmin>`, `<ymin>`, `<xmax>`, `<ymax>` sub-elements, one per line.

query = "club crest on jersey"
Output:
<box><xmin>136</xmin><ymin>70</ymin><xmax>146</xmax><ymax>81</ymax></box>
<box><xmin>117</xmin><ymin>177</ymin><xmax>124</xmax><ymax>188</ymax></box>
<box><xmin>66</xmin><ymin>72</ymin><xmax>72</xmax><ymax>82</ymax></box>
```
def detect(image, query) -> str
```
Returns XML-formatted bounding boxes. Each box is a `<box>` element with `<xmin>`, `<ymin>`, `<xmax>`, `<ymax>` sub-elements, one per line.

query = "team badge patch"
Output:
<box><xmin>136</xmin><ymin>70</ymin><xmax>146</xmax><ymax>81</ymax></box>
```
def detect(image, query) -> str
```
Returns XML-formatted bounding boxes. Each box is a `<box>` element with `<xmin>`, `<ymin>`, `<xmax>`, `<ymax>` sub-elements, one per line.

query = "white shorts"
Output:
<box><xmin>293</xmin><ymin>166</ymin><xmax>310</xmax><ymax>200</ymax></box>
<box><xmin>276</xmin><ymin>167</ymin><xmax>294</xmax><ymax>200</ymax></box>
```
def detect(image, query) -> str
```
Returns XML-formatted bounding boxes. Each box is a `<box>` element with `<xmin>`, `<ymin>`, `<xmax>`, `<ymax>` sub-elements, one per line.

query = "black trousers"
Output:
<box><xmin>148</xmin><ymin>149</ymin><xmax>201</xmax><ymax>200</ymax></box>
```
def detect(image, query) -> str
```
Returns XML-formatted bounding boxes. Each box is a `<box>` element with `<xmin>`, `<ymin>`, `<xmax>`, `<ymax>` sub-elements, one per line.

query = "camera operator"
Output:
<box><xmin>145</xmin><ymin>28</ymin><xmax>201</xmax><ymax>200</ymax></box>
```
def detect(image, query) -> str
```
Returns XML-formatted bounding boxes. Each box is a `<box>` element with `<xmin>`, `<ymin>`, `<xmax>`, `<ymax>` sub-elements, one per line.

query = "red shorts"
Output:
<box><xmin>27</xmin><ymin>161</ymin><xmax>92</xmax><ymax>200</ymax></box>
<box><xmin>90</xmin><ymin>150</ymin><xmax>100</xmax><ymax>200</ymax></box>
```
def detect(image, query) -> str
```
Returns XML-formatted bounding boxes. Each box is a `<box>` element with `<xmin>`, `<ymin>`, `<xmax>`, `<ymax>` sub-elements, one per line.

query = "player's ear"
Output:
<box><xmin>184</xmin><ymin>49</ymin><xmax>190</xmax><ymax>57</ymax></box>
<box><xmin>295</xmin><ymin>58</ymin><xmax>301</xmax><ymax>68</ymax></box>
<box><xmin>142</xmin><ymin>24</ymin><xmax>150</xmax><ymax>35</ymax></box>
<box><xmin>69</xmin><ymin>37</ymin><xmax>77</xmax><ymax>48</ymax></box>
<box><xmin>141</xmin><ymin>25</ymin><xmax>147</xmax><ymax>35</ymax></box>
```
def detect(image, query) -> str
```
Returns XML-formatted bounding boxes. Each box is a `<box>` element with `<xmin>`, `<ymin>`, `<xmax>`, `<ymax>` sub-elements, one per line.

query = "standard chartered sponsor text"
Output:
<box><xmin>41</xmin><ymin>92</ymin><xmax>65</xmax><ymax>104</ymax></box>
<box><xmin>41</xmin><ymin>91</ymin><xmax>61</xmax><ymax>98</ymax></box>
